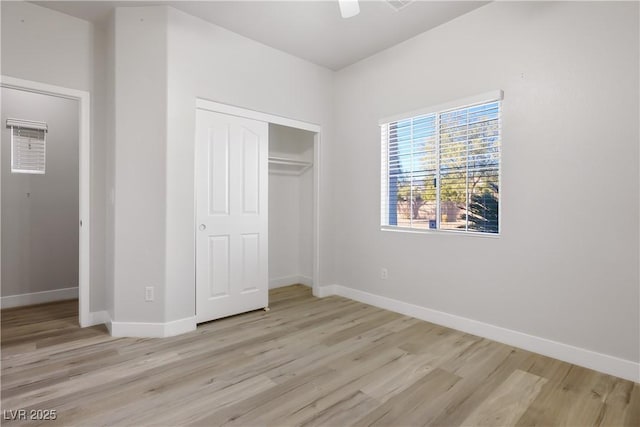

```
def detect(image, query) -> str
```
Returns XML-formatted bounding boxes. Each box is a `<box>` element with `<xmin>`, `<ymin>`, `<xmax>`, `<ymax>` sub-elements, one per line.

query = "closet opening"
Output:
<box><xmin>268</xmin><ymin>124</ymin><xmax>315</xmax><ymax>290</ymax></box>
<box><xmin>194</xmin><ymin>99</ymin><xmax>321</xmax><ymax>322</ymax></box>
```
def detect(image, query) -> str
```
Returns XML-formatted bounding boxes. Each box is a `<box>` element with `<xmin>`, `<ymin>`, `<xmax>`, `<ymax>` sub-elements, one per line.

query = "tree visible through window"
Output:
<box><xmin>381</xmin><ymin>98</ymin><xmax>501</xmax><ymax>234</ymax></box>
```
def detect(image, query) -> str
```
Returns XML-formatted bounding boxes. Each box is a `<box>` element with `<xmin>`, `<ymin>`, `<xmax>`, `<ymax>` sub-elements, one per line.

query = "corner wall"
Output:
<box><xmin>333</xmin><ymin>1</ymin><xmax>639</xmax><ymax>369</ymax></box>
<box><xmin>164</xmin><ymin>7</ymin><xmax>334</xmax><ymax>322</ymax></box>
<box><xmin>112</xmin><ymin>6</ymin><xmax>168</xmax><ymax>323</ymax></box>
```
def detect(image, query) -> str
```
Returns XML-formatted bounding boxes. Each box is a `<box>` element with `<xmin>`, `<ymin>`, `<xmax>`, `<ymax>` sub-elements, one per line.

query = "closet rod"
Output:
<box><xmin>268</xmin><ymin>156</ymin><xmax>312</xmax><ymax>166</ymax></box>
<box><xmin>268</xmin><ymin>156</ymin><xmax>312</xmax><ymax>175</ymax></box>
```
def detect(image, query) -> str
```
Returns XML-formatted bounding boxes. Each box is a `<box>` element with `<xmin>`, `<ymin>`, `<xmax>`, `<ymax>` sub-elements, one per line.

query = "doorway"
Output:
<box><xmin>0</xmin><ymin>76</ymin><xmax>91</xmax><ymax>326</ymax></box>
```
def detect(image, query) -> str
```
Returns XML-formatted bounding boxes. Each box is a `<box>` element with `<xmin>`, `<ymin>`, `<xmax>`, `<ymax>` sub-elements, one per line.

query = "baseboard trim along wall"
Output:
<box><xmin>0</xmin><ymin>287</ymin><xmax>79</xmax><ymax>309</ymax></box>
<box><xmin>269</xmin><ymin>275</ymin><xmax>313</xmax><ymax>289</ymax></box>
<box><xmin>87</xmin><ymin>310</ymin><xmax>110</xmax><ymax>327</ymax></box>
<box><xmin>109</xmin><ymin>316</ymin><xmax>197</xmax><ymax>338</ymax></box>
<box><xmin>317</xmin><ymin>284</ymin><xmax>640</xmax><ymax>383</ymax></box>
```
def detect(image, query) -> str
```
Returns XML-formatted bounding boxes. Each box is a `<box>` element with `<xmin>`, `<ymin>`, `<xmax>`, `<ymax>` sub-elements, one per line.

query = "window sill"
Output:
<box><xmin>380</xmin><ymin>226</ymin><xmax>501</xmax><ymax>239</ymax></box>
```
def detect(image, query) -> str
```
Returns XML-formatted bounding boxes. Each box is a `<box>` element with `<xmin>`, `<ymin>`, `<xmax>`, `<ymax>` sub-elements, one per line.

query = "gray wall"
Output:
<box><xmin>1</xmin><ymin>88</ymin><xmax>79</xmax><ymax>297</ymax></box>
<box><xmin>333</xmin><ymin>1</ymin><xmax>639</xmax><ymax>363</ymax></box>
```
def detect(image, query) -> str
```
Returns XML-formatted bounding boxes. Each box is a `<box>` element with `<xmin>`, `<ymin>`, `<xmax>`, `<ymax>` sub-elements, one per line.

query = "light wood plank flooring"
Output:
<box><xmin>1</xmin><ymin>285</ymin><xmax>638</xmax><ymax>426</ymax></box>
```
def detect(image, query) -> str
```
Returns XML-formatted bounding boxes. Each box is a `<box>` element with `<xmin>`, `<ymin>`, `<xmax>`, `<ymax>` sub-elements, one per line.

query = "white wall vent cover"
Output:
<box><xmin>385</xmin><ymin>0</ymin><xmax>414</xmax><ymax>12</ymax></box>
<box><xmin>6</xmin><ymin>118</ymin><xmax>48</xmax><ymax>174</ymax></box>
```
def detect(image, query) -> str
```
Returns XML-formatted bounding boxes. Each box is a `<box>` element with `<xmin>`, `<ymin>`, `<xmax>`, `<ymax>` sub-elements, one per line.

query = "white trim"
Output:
<box><xmin>269</xmin><ymin>275</ymin><xmax>313</xmax><ymax>289</ymax></box>
<box><xmin>110</xmin><ymin>316</ymin><xmax>197</xmax><ymax>338</ymax></box>
<box><xmin>195</xmin><ymin>98</ymin><xmax>322</xmax><ymax>310</ymax></box>
<box><xmin>0</xmin><ymin>76</ymin><xmax>90</xmax><ymax>101</ymax></box>
<box><xmin>317</xmin><ymin>285</ymin><xmax>640</xmax><ymax>383</ymax></box>
<box><xmin>165</xmin><ymin>316</ymin><xmax>197</xmax><ymax>337</ymax></box>
<box><xmin>380</xmin><ymin>226</ymin><xmax>500</xmax><ymax>238</ymax></box>
<box><xmin>196</xmin><ymin>99</ymin><xmax>321</xmax><ymax>133</ymax></box>
<box><xmin>314</xmin><ymin>284</ymin><xmax>337</xmax><ymax>298</ymax></box>
<box><xmin>0</xmin><ymin>75</ymin><xmax>92</xmax><ymax>328</ymax></box>
<box><xmin>379</xmin><ymin>89</ymin><xmax>504</xmax><ymax>125</ymax></box>
<box><xmin>104</xmin><ymin>315</ymin><xmax>113</xmax><ymax>334</ymax></box>
<box><xmin>87</xmin><ymin>310</ymin><xmax>110</xmax><ymax>327</ymax></box>
<box><xmin>0</xmin><ymin>287</ymin><xmax>78</xmax><ymax>309</ymax></box>
<box><xmin>312</xmin><ymin>132</ymin><xmax>321</xmax><ymax>298</ymax></box>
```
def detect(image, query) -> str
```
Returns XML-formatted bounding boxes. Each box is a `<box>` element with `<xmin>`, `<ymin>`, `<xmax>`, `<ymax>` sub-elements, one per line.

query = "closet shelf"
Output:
<box><xmin>268</xmin><ymin>156</ymin><xmax>312</xmax><ymax>175</ymax></box>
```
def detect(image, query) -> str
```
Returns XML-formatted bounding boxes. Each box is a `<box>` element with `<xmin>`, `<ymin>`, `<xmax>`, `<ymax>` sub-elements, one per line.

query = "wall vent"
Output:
<box><xmin>385</xmin><ymin>0</ymin><xmax>414</xmax><ymax>12</ymax></box>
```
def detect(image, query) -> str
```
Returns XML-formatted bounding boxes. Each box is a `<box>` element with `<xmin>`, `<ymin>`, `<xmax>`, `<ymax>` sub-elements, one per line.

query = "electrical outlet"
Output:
<box><xmin>381</xmin><ymin>268</ymin><xmax>388</xmax><ymax>280</ymax></box>
<box><xmin>145</xmin><ymin>286</ymin><xmax>154</xmax><ymax>302</ymax></box>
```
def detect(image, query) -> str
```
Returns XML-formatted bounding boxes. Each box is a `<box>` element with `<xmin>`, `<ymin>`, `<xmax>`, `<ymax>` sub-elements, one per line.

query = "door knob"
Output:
<box><xmin>199</xmin><ymin>224</ymin><xmax>206</xmax><ymax>231</ymax></box>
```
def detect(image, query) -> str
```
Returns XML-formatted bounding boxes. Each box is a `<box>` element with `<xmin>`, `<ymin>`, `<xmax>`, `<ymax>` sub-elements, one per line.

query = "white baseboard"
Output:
<box><xmin>1</xmin><ymin>287</ymin><xmax>78</xmax><ymax>309</ymax></box>
<box><xmin>314</xmin><ymin>284</ymin><xmax>337</xmax><ymax>298</ymax></box>
<box><xmin>86</xmin><ymin>310</ymin><xmax>110</xmax><ymax>327</ymax></box>
<box><xmin>269</xmin><ymin>275</ymin><xmax>313</xmax><ymax>289</ymax></box>
<box><xmin>317</xmin><ymin>284</ymin><xmax>640</xmax><ymax>383</ymax></box>
<box><xmin>164</xmin><ymin>316</ymin><xmax>198</xmax><ymax>337</ymax></box>
<box><xmin>110</xmin><ymin>316</ymin><xmax>197</xmax><ymax>338</ymax></box>
<box><xmin>104</xmin><ymin>314</ymin><xmax>113</xmax><ymax>334</ymax></box>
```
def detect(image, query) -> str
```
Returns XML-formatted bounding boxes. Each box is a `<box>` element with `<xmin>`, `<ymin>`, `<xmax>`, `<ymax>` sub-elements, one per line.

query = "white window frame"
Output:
<box><xmin>380</xmin><ymin>90</ymin><xmax>503</xmax><ymax>237</ymax></box>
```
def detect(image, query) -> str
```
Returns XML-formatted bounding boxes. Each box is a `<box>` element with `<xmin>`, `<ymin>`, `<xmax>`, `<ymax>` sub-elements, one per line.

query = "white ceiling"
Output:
<box><xmin>32</xmin><ymin>1</ymin><xmax>488</xmax><ymax>70</ymax></box>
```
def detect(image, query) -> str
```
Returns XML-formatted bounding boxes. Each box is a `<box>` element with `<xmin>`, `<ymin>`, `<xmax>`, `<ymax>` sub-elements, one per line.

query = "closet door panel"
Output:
<box><xmin>208</xmin><ymin>126</ymin><xmax>230</xmax><ymax>216</ymax></box>
<box><xmin>195</xmin><ymin>109</ymin><xmax>268</xmax><ymax>323</ymax></box>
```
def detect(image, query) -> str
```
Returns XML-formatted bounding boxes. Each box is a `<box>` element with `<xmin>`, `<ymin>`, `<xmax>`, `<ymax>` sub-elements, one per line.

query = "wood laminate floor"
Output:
<box><xmin>1</xmin><ymin>285</ymin><xmax>638</xmax><ymax>426</ymax></box>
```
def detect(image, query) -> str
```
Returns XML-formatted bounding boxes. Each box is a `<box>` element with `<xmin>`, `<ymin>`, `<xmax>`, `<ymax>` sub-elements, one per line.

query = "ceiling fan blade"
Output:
<box><xmin>339</xmin><ymin>0</ymin><xmax>360</xmax><ymax>18</ymax></box>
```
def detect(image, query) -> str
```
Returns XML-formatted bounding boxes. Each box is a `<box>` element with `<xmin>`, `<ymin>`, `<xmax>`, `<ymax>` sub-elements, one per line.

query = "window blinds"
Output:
<box><xmin>381</xmin><ymin>114</ymin><xmax>437</xmax><ymax>229</ymax></box>
<box><xmin>7</xmin><ymin>118</ymin><xmax>48</xmax><ymax>174</ymax></box>
<box><xmin>381</xmin><ymin>96</ymin><xmax>501</xmax><ymax>234</ymax></box>
<box><xmin>439</xmin><ymin>101</ymin><xmax>501</xmax><ymax>232</ymax></box>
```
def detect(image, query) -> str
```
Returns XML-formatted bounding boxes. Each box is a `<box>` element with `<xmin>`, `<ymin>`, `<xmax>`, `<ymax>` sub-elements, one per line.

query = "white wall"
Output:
<box><xmin>164</xmin><ymin>7</ymin><xmax>334</xmax><ymax>322</ymax></box>
<box><xmin>333</xmin><ymin>1</ymin><xmax>639</xmax><ymax>364</ymax></box>
<box><xmin>112</xmin><ymin>7</ymin><xmax>168</xmax><ymax>323</ymax></box>
<box><xmin>103</xmin><ymin>12</ymin><xmax>116</xmax><ymax>319</ymax></box>
<box><xmin>269</xmin><ymin>173</ymin><xmax>301</xmax><ymax>286</ymax></box>
<box><xmin>1</xmin><ymin>1</ymin><xmax>92</xmax><ymax>92</ymax></box>
<box><xmin>1</xmin><ymin>88</ymin><xmax>79</xmax><ymax>297</ymax></box>
<box><xmin>268</xmin><ymin>124</ymin><xmax>314</xmax><ymax>288</ymax></box>
<box><xmin>269</xmin><ymin>124</ymin><xmax>314</xmax><ymax>163</ymax></box>
<box><xmin>1</xmin><ymin>1</ymin><xmax>106</xmax><ymax>313</ymax></box>
<box><xmin>299</xmin><ymin>167</ymin><xmax>313</xmax><ymax>280</ymax></box>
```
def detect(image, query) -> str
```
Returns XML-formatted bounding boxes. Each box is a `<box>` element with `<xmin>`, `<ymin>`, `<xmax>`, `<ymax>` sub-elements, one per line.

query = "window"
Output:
<box><xmin>381</xmin><ymin>92</ymin><xmax>502</xmax><ymax>234</ymax></box>
<box><xmin>7</xmin><ymin>118</ymin><xmax>48</xmax><ymax>174</ymax></box>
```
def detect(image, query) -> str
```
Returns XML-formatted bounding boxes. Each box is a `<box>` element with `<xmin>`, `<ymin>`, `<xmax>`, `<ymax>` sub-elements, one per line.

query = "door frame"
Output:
<box><xmin>195</xmin><ymin>98</ymin><xmax>322</xmax><ymax>297</ymax></box>
<box><xmin>0</xmin><ymin>75</ymin><xmax>91</xmax><ymax>327</ymax></box>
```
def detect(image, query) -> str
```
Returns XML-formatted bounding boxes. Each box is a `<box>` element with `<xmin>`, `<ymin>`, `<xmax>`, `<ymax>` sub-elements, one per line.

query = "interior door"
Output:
<box><xmin>195</xmin><ymin>109</ymin><xmax>268</xmax><ymax>323</ymax></box>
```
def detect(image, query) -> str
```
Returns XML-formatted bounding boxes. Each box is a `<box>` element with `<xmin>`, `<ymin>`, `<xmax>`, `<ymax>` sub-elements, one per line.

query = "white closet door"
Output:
<box><xmin>195</xmin><ymin>109</ymin><xmax>268</xmax><ymax>323</ymax></box>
